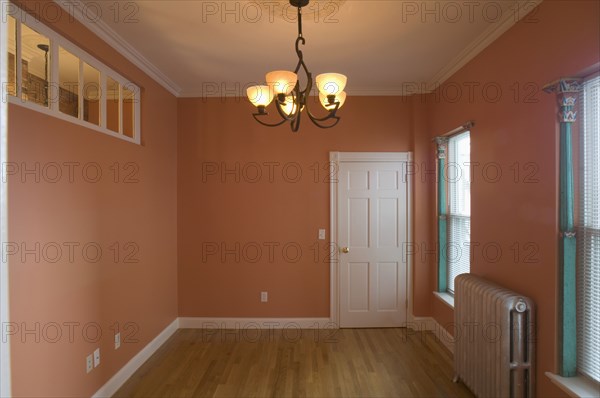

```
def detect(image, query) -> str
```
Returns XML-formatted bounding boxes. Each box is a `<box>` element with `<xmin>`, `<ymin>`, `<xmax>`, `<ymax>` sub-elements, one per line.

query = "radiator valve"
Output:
<box><xmin>515</xmin><ymin>299</ymin><xmax>528</xmax><ymax>313</ymax></box>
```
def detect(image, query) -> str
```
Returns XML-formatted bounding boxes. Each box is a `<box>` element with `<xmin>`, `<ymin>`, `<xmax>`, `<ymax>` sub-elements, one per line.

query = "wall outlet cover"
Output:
<box><xmin>86</xmin><ymin>354</ymin><xmax>93</xmax><ymax>373</ymax></box>
<box><xmin>93</xmin><ymin>348</ymin><xmax>100</xmax><ymax>367</ymax></box>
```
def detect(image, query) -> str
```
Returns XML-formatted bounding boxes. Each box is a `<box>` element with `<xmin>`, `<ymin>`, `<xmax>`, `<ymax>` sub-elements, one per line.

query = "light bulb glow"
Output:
<box><xmin>319</xmin><ymin>91</ymin><xmax>347</xmax><ymax>110</ymax></box>
<box><xmin>281</xmin><ymin>95</ymin><xmax>302</xmax><ymax>116</ymax></box>
<box><xmin>266</xmin><ymin>71</ymin><xmax>298</xmax><ymax>95</ymax></box>
<box><xmin>247</xmin><ymin>85</ymin><xmax>274</xmax><ymax>108</ymax></box>
<box><xmin>316</xmin><ymin>73</ymin><xmax>347</xmax><ymax>96</ymax></box>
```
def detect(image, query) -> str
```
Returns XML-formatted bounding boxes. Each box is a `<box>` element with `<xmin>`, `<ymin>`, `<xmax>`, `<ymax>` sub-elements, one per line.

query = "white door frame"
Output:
<box><xmin>329</xmin><ymin>152</ymin><xmax>413</xmax><ymax>327</ymax></box>
<box><xmin>0</xmin><ymin>1</ymin><xmax>12</xmax><ymax>395</ymax></box>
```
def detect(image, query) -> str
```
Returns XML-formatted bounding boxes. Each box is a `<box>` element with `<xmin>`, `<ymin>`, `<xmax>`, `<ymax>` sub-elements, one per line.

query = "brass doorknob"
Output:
<box><xmin>341</xmin><ymin>247</ymin><xmax>350</xmax><ymax>254</ymax></box>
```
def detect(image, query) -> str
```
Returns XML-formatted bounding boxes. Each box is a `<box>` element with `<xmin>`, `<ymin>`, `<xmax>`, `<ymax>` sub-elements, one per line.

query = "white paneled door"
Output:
<box><xmin>338</xmin><ymin>160</ymin><xmax>408</xmax><ymax>328</ymax></box>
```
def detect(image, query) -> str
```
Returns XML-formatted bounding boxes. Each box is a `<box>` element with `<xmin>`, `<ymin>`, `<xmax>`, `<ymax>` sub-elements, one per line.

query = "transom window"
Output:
<box><xmin>6</xmin><ymin>10</ymin><xmax>141</xmax><ymax>144</ymax></box>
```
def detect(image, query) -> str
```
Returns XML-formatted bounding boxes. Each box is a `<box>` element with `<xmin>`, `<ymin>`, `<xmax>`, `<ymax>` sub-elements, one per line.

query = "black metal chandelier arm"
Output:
<box><xmin>252</xmin><ymin>113</ymin><xmax>289</xmax><ymax>128</ymax></box>
<box><xmin>273</xmin><ymin>89</ymin><xmax>301</xmax><ymax>121</ymax></box>
<box><xmin>291</xmin><ymin>111</ymin><xmax>302</xmax><ymax>132</ymax></box>
<box><xmin>293</xmin><ymin>36</ymin><xmax>310</xmax><ymax>77</ymax></box>
<box><xmin>305</xmin><ymin>100</ymin><xmax>340</xmax><ymax>122</ymax></box>
<box><xmin>308</xmin><ymin>113</ymin><xmax>341</xmax><ymax>129</ymax></box>
<box><xmin>248</xmin><ymin>0</ymin><xmax>345</xmax><ymax>132</ymax></box>
<box><xmin>304</xmin><ymin>102</ymin><xmax>341</xmax><ymax>128</ymax></box>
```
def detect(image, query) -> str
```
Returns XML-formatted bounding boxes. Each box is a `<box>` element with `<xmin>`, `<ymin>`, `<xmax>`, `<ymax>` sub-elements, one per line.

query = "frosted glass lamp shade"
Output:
<box><xmin>281</xmin><ymin>95</ymin><xmax>304</xmax><ymax>116</ymax></box>
<box><xmin>266</xmin><ymin>71</ymin><xmax>298</xmax><ymax>95</ymax></box>
<box><xmin>247</xmin><ymin>85</ymin><xmax>274</xmax><ymax>107</ymax></box>
<box><xmin>320</xmin><ymin>91</ymin><xmax>347</xmax><ymax>110</ymax></box>
<box><xmin>316</xmin><ymin>73</ymin><xmax>347</xmax><ymax>96</ymax></box>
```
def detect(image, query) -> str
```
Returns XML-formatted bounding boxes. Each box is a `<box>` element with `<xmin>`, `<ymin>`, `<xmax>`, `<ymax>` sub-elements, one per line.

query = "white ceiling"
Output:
<box><xmin>64</xmin><ymin>0</ymin><xmax>541</xmax><ymax>97</ymax></box>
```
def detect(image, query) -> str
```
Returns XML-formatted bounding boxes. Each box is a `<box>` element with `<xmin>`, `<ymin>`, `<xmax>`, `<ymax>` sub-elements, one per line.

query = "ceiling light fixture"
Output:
<box><xmin>246</xmin><ymin>0</ymin><xmax>347</xmax><ymax>132</ymax></box>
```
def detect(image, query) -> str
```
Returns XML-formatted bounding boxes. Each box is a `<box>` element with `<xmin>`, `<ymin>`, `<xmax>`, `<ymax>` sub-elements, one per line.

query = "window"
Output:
<box><xmin>447</xmin><ymin>132</ymin><xmax>471</xmax><ymax>293</ymax></box>
<box><xmin>6</xmin><ymin>11</ymin><xmax>140</xmax><ymax>144</ymax></box>
<box><xmin>7</xmin><ymin>15</ymin><xmax>17</xmax><ymax>96</ymax></box>
<box><xmin>577</xmin><ymin>75</ymin><xmax>600</xmax><ymax>383</ymax></box>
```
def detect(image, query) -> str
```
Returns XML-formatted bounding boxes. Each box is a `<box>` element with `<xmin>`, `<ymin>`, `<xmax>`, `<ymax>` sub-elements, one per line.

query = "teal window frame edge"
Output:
<box><xmin>435</xmin><ymin>137</ymin><xmax>449</xmax><ymax>293</ymax></box>
<box><xmin>543</xmin><ymin>78</ymin><xmax>582</xmax><ymax>377</ymax></box>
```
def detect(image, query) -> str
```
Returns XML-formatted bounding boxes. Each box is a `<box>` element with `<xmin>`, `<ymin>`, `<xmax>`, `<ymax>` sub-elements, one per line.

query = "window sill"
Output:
<box><xmin>433</xmin><ymin>291</ymin><xmax>455</xmax><ymax>309</ymax></box>
<box><xmin>8</xmin><ymin>96</ymin><xmax>140</xmax><ymax>145</ymax></box>
<box><xmin>546</xmin><ymin>372</ymin><xmax>600</xmax><ymax>398</ymax></box>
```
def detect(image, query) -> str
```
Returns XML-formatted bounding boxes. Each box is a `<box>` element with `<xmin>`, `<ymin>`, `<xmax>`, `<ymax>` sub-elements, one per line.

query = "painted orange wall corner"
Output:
<box><xmin>425</xmin><ymin>1</ymin><xmax>600</xmax><ymax>397</ymax></box>
<box><xmin>7</xmin><ymin>1</ymin><xmax>178</xmax><ymax>396</ymax></box>
<box><xmin>176</xmin><ymin>96</ymin><xmax>421</xmax><ymax>318</ymax></box>
<box><xmin>5</xmin><ymin>0</ymin><xmax>600</xmax><ymax>397</ymax></box>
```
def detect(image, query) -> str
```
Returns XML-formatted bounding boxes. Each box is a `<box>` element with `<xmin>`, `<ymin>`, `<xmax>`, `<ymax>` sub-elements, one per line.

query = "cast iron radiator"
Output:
<box><xmin>453</xmin><ymin>274</ymin><xmax>535</xmax><ymax>398</ymax></box>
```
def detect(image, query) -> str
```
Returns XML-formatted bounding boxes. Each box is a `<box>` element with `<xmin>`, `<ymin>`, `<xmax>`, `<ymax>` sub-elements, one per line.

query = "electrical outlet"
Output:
<box><xmin>115</xmin><ymin>332</ymin><xmax>121</xmax><ymax>350</ymax></box>
<box><xmin>318</xmin><ymin>229</ymin><xmax>326</xmax><ymax>240</ymax></box>
<box><xmin>261</xmin><ymin>291</ymin><xmax>268</xmax><ymax>302</ymax></box>
<box><xmin>86</xmin><ymin>354</ymin><xmax>93</xmax><ymax>373</ymax></box>
<box><xmin>93</xmin><ymin>348</ymin><xmax>100</xmax><ymax>367</ymax></box>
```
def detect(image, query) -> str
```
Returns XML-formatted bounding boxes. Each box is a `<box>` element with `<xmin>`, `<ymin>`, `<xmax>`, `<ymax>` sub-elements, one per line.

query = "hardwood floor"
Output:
<box><xmin>114</xmin><ymin>328</ymin><xmax>474</xmax><ymax>398</ymax></box>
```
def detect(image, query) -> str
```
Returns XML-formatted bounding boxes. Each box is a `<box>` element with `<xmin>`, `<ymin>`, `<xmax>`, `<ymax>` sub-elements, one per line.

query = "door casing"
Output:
<box><xmin>329</xmin><ymin>152</ymin><xmax>413</xmax><ymax>327</ymax></box>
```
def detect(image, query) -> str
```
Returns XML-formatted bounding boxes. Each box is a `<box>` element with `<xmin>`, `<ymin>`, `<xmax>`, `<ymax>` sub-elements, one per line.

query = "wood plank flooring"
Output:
<box><xmin>114</xmin><ymin>328</ymin><xmax>474</xmax><ymax>397</ymax></box>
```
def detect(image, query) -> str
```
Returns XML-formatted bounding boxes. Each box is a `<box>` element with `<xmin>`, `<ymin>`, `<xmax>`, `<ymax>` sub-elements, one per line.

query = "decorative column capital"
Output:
<box><xmin>544</xmin><ymin>78</ymin><xmax>583</xmax><ymax>123</ymax></box>
<box><xmin>435</xmin><ymin>137</ymin><xmax>449</xmax><ymax>159</ymax></box>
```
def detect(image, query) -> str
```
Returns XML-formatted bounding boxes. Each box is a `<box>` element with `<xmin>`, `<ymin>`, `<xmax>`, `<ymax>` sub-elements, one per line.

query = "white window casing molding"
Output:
<box><xmin>7</xmin><ymin>7</ymin><xmax>141</xmax><ymax>144</ymax></box>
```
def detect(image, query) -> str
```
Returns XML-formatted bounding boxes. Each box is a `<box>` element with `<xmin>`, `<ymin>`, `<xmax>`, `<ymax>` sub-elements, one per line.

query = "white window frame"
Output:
<box><xmin>7</xmin><ymin>8</ymin><xmax>141</xmax><ymax>144</ymax></box>
<box><xmin>548</xmin><ymin>72</ymin><xmax>600</xmax><ymax>398</ymax></box>
<box><xmin>446</xmin><ymin>131</ymin><xmax>471</xmax><ymax>294</ymax></box>
<box><xmin>577</xmin><ymin>74</ymin><xmax>600</xmax><ymax>384</ymax></box>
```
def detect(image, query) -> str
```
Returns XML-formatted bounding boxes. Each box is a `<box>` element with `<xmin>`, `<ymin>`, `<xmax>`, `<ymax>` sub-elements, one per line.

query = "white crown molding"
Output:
<box><xmin>426</xmin><ymin>0</ymin><xmax>544</xmax><ymax>90</ymax></box>
<box><xmin>345</xmin><ymin>88</ymin><xmax>427</xmax><ymax>96</ymax></box>
<box><xmin>178</xmin><ymin>88</ymin><xmax>428</xmax><ymax>98</ymax></box>
<box><xmin>54</xmin><ymin>0</ymin><xmax>181</xmax><ymax>97</ymax></box>
<box><xmin>56</xmin><ymin>0</ymin><xmax>542</xmax><ymax>98</ymax></box>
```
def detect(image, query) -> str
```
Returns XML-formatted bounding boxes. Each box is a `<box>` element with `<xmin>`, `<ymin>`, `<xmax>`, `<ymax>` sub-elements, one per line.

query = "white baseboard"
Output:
<box><xmin>406</xmin><ymin>315</ymin><xmax>437</xmax><ymax>331</ymax></box>
<box><xmin>92</xmin><ymin>315</ymin><xmax>453</xmax><ymax>397</ymax></box>
<box><xmin>92</xmin><ymin>318</ymin><xmax>179</xmax><ymax>398</ymax></box>
<box><xmin>178</xmin><ymin>317</ymin><xmax>334</xmax><ymax>329</ymax></box>
<box><xmin>406</xmin><ymin>315</ymin><xmax>455</xmax><ymax>354</ymax></box>
<box><xmin>431</xmin><ymin>318</ymin><xmax>455</xmax><ymax>354</ymax></box>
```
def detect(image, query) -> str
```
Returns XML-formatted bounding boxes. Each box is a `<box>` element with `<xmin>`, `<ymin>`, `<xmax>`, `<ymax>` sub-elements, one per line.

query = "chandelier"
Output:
<box><xmin>246</xmin><ymin>0</ymin><xmax>348</xmax><ymax>132</ymax></box>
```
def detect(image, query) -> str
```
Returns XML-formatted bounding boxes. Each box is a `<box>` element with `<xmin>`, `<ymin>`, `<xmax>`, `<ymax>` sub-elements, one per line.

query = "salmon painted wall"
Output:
<box><xmin>425</xmin><ymin>1</ymin><xmax>600</xmax><ymax>397</ymax></box>
<box><xmin>177</xmin><ymin>96</ymin><xmax>433</xmax><ymax>318</ymax></box>
<box><xmin>7</xmin><ymin>1</ymin><xmax>178</xmax><ymax>396</ymax></box>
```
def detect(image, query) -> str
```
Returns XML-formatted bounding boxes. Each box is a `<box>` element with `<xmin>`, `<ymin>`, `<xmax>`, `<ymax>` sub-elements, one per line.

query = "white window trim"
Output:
<box><xmin>575</xmin><ymin>73</ymin><xmax>600</xmax><ymax>385</ymax></box>
<box><xmin>446</xmin><ymin>131</ymin><xmax>471</xmax><ymax>293</ymax></box>
<box><xmin>7</xmin><ymin>96</ymin><xmax>138</xmax><ymax>144</ymax></box>
<box><xmin>7</xmin><ymin>8</ymin><xmax>141</xmax><ymax>144</ymax></box>
<box><xmin>433</xmin><ymin>291</ymin><xmax>455</xmax><ymax>309</ymax></box>
<box><xmin>546</xmin><ymin>372</ymin><xmax>600</xmax><ymax>398</ymax></box>
<box><xmin>0</xmin><ymin>2</ymin><xmax>12</xmax><ymax>395</ymax></box>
